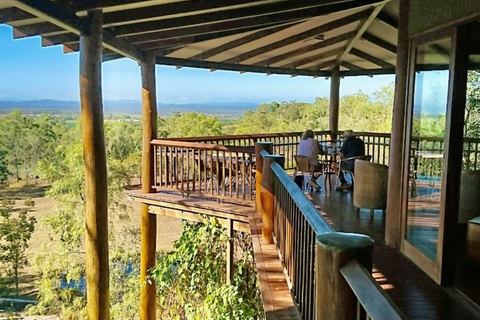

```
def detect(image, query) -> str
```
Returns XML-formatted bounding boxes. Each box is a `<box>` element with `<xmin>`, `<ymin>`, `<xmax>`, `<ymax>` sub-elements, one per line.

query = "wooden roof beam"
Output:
<box><xmin>11</xmin><ymin>0</ymin><xmax>143</xmax><ymax>61</ymax></box>
<box><xmin>188</xmin><ymin>22</ymin><xmax>298</xmax><ymax>61</ymax></box>
<box><xmin>360</xmin><ymin>32</ymin><xmax>397</xmax><ymax>53</ymax></box>
<box><xmin>341</xmin><ymin>61</ymin><xmax>363</xmax><ymax>70</ymax></box>
<box><xmin>41</xmin><ymin>33</ymin><xmax>79</xmax><ymax>47</ymax></box>
<box><xmin>333</xmin><ymin>1</ymin><xmax>387</xmax><ymax>69</ymax></box>
<box><xmin>103</xmin><ymin>0</ymin><xmax>353</xmax><ymax>29</ymax></box>
<box><xmin>376</xmin><ymin>11</ymin><xmax>398</xmax><ymax>29</ymax></box>
<box><xmin>0</xmin><ymin>7</ymin><xmax>35</xmax><ymax>23</ymax></box>
<box><xmin>123</xmin><ymin>12</ymin><xmax>307</xmax><ymax>44</ymax></box>
<box><xmin>349</xmin><ymin>47</ymin><xmax>395</xmax><ymax>68</ymax></box>
<box><xmin>279</xmin><ymin>48</ymin><xmax>343</xmax><ymax>69</ymax></box>
<box><xmin>256</xmin><ymin>31</ymin><xmax>356</xmax><ymax>66</ymax></box>
<box><xmin>340</xmin><ymin>68</ymin><xmax>395</xmax><ymax>76</ymax></box>
<box><xmin>222</xmin><ymin>8</ymin><xmax>373</xmax><ymax>64</ymax></box>
<box><xmin>107</xmin><ymin>0</ymin><xmax>378</xmax><ymax>36</ymax></box>
<box><xmin>309</xmin><ymin>59</ymin><xmax>337</xmax><ymax>70</ymax></box>
<box><xmin>155</xmin><ymin>56</ymin><xmax>331</xmax><ymax>77</ymax></box>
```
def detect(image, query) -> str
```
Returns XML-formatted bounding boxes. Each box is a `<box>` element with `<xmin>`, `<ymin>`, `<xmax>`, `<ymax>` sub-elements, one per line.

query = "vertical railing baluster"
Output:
<box><xmin>236</xmin><ymin>151</ymin><xmax>239</xmax><ymax>199</ymax></box>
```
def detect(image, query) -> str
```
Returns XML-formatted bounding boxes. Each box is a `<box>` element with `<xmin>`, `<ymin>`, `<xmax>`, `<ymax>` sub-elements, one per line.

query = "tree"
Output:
<box><xmin>0</xmin><ymin>199</ymin><xmax>36</xmax><ymax>296</ymax></box>
<box><xmin>160</xmin><ymin>112</ymin><xmax>223</xmax><ymax>137</ymax></box>
<box><xmin>0</xmin><ymin>151</ymin><xmax>9</xmax><ymax>184</ymax></box>
<box><xmin>465</xmin><ymin>70</ymin><xmax>480</xmax><ymax>138</ymax></box>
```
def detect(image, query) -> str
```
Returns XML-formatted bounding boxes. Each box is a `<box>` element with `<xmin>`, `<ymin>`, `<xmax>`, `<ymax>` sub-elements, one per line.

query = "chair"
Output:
<box><xmin>458</xmin><ymin>170</ymin><xmax>480</xmax><ymax>224</ymax></box>
<box><xmin>293</xmin><ymin>155</ymin><xmax>324</xmax><ymax>191</ymax></box>
<box><xmin>353</xmin><ymin>160</ymin><xmax>388</xmax><ymax>218</ymax></box>
<box><xmin>335</xmin><ymin>155</ymin><xmax>372</xmax><ymax>189</ymax></box>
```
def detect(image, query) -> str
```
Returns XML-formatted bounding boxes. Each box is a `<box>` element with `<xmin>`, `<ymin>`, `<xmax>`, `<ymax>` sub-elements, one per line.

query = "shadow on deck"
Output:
<box><xmin>310</xmin><ymin>187</ymin><xmax>480</xmax><ymax>320</ymax></box>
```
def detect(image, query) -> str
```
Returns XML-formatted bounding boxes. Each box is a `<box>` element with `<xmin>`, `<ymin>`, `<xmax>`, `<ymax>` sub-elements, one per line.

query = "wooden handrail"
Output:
<box><xmin>270</xmin><ymin>161</ymin><xmax>333</xmax><ymax>236</ymax></box>
<box><xmin>340</xmin><ymin>260</ymin><xmax>405</xmax><ymax>320</ymax></box>
<box><xmin>151</xmin><ymin>139</ymin><xmax>255</xmax><ymax>153</ymax></box>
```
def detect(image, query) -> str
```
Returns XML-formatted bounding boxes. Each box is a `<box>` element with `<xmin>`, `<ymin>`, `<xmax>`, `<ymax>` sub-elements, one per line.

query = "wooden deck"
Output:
<box><xmin>310</xmin><ymin>188</ymin><xmax>480</xmax><ymax>320</ymax></box>
<box><xmin>128</xmin><ymin>189</ymin><xmax>301</xmax><ymax>319</ymax></box>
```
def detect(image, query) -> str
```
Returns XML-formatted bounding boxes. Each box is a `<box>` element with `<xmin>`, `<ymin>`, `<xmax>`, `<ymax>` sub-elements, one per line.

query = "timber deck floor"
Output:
<box><xmin>310</xmin><ymin>187</ymin><xmax>480</xmax><ymax>320</ymax></box>
<box><xmin>128</xmin><ymin>189</ymin><xmax>301</xmax><ymax>319</ymax></box>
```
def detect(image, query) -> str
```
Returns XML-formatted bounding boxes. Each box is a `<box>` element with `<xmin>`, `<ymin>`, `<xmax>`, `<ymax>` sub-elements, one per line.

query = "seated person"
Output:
<box><xmin>336</xmin><ymin>130</ymin><xmax>365</xmax><ymax>190</ymax></box>
<box><xmin>298</xmin><ymin>130</ymin><xmax>325</xmax><ymax>189</ymax></box>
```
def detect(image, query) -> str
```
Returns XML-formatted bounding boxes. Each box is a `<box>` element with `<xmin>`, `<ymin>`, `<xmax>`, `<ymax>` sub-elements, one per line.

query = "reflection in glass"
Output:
<box><xmin>406</xmin><ymin>39</ymin><xmax>451</xmax><ymax>260</ymax></box>
<box><xmin>455</xmin><ymin>53</ymin><xmax>480</xmax><ymax>306</ymax></box>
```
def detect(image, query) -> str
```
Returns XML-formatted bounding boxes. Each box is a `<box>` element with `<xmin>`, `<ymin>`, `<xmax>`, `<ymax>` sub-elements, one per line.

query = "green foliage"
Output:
<box><xmin>0</xmin><ymin>111</ymin><xmax>64</xmax><ymax>183</ymax></box>
<box><xmin>234</xmin><ymin>85</ymin><xmax>394</xmax><ymax>134</ymax></box>
<box><xmin>0</xmin><ymin>150</ymin><xmax>9</xmax><ymax>184</ymax></box>
<box><xmin>465</xmin><ymin>70</ymin><xmax>480</xmax><ymax>138</ymax></box>
<box><xmin>159</xmin><ymin>112</ymin><xmax>223</xmax><ymax>137</ymax></box>
<box><xmin>0</xmin><ymin>199</ymin><xmax>36</xmax><ymax>296</ymax></box>
<box><xmin>150</xmin><ymin>218</ymin><xmax>262</xmax><ymax>320</ymax></box>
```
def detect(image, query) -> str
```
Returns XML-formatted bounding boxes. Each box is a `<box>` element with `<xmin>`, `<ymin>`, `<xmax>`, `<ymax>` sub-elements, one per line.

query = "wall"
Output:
<box><xmin>409</xmin><ymin>0</ymin><xmax>480</xmax><ymax>36</ymax></box>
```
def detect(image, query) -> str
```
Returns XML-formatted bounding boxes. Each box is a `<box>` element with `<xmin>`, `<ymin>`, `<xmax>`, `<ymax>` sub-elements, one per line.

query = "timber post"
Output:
<box><xmin>386</xmin><ymin>0</ymin><xmax>409</xmax><ymax>247</ymax></box>
<box><xmin>140</xmin><ymin>51</ymin><xmax>158</xmax><ymax>320</ymax></box>
<box><xmin>329</xmin><ymin>65</ymin><xmax>340</xmax><ymax>137</ymax></box>
<box><xmin>255</xmin><ymin>142</ymin><xmax>274</xmax><ymax>212</ymax></box>
<box><xmin>261</xmin><ymin>154</ymin><xmax>285</xmax><ymax>244</ymax></box>
<box><xmin>315</xmin><ymin>232</ymin><xmax>374</xmax><ymax>320</ymax></box>
<box><xmin>79</xmin><ymin>9</ymin><xmax>110</xmax><ymax>320</ymax></box>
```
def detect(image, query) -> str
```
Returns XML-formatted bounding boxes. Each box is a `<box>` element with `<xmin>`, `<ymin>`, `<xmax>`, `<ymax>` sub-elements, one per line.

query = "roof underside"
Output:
<box><xmin>1</xmin><ymin>0</ymin><xmax>403</xmax><ymax>77</ymax></box>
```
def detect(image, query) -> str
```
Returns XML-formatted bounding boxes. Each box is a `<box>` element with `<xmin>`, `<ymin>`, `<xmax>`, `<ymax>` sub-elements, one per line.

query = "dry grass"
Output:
<box><xmin>0</xmin><ymin>184</ymin><xmax>183</xmax><ymax>302</ymax></box>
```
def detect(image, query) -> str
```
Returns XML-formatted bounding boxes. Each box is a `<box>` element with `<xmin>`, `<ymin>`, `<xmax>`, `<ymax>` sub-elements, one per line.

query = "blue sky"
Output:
<box><xmin>0</xmin><ymin>25</ymin><xmax>394</xmax><ymax>104</ymax></box>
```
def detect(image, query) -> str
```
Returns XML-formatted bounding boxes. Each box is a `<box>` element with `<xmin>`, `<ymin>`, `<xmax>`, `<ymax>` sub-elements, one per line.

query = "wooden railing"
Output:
<box><xmin>257</xmin><ymin>146</ymin><xmax>403</xmax><ymax>320</ymax></box>
<box><xmin>164</xmin><ymin>130</ymin><xmax>393</xmax><ymax>169</ymax></box>
<box><xmin>151</xmin><ymin>139</ymin><xmax>255</xmax><ymax>202</ymax></box>
<box><xmin>341</xmin><ymin>260</ymin><xmax>405</xmax><ymax>320</ymax></box>
<box><xmin>270</xmin><ymin>160</ymin><xmax>333</xmax><ymax>319</ymax></box>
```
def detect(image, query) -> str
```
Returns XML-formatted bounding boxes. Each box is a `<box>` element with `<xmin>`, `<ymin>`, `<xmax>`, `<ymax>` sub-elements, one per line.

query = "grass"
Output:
<box><xmin>0</xmin><ymin>183</ymin><xmax>183</xmax><ymax>312</ymax></box>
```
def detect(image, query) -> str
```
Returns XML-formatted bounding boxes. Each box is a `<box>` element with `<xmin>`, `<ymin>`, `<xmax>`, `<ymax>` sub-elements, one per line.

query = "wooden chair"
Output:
<box><xmin>293</xmin><ymin>155</ymin><xmax>324</xmax><ymax>191</ymax></box>
<box><xmin>353</xmin><ymin>160</ymin><xmax>388</xmax><ymax>218</ymax></box>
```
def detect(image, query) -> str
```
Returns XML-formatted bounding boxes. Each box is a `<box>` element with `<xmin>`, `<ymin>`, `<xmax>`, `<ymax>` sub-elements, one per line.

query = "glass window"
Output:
<box><xmin>406</xmin><ymin>38</ymin><xmax>451</xmax><ymax>260</ymax></box>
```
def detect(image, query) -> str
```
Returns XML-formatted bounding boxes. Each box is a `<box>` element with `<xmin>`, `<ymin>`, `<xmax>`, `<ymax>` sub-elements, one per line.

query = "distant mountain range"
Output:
<box><xmin>0</xmin><ymin>99</ymin><xmax>260</xmax><ymax>117</ymax></box>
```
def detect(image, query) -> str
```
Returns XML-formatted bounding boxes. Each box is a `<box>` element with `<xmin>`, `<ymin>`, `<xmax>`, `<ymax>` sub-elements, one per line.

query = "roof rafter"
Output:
<box><xmin>189</xmin><ymin>23</ymin><xmax>298</xmax><ymax>61</ymax></box>
<box><xmin>340</xmin><ymin>68</ymin><xmax>395</xmax><ymax>76</ymax></box>
<box><xmin>333</xmin><ymin>1</ymin><xmax>387</xmax><ymax>68</ymax></box>
<box><xmin>222</xmin><ymin>8</ymin><xmax>373</xmax><ymax>64</ymax></box>
<box><xmin>102</xmin><ymin>0</ymin><xmax>286</xmax><ymax>26</ymax></box>
<box><xmin>11</xmin><ymin>0</ymin><xmax>144</xmax><ymax>61</ymax></box>
<box><xmin>123</xmin><ymin>12</ymin><xmax>307</xmax><ymax>44</ymax></box>
<box><xmin>155</xmin><ymin>56</ymin><xmax>331</xmax><ymax>77</ymax></box>
<box><xmin>256</xmin><ymin>31</ymin><xmax>356</xmax><ymax>66</ymax></box>
<box><xmin>280</xmin><ymin>48</ymin><xmax>344</xmax><ymax>69</ymax></box>
<box><xmin>341</xmin><ymin>61</ymin><xmax>363</xmax><ymax>70</ymax></box>
<box><xmin>376</xmin><ymin>11</ymin><xmax>398</xmax><ymax>29</ymax></box>
<box><xmin>309</xmin><ymin>59</ymin><xmax>337</xmax><ymax>70</ymax></box>
<box><xmin>349</xmin><ymin>47</ymin><xmax>394</xmax><ymax>68</ymax></box>
<box><xmin>360</xmin><ymin>32</ymin><xmax>397</xmax><ymax>53</ymax></box>
<box><xmin>0</xmin><ymin>7</ymin><xmax>35</xmax><ymax>23</ymax></box>
<box><xmin>108</xmin><ymin>0</ymin><xmax>373</xmax><ymax>36</ymax></box>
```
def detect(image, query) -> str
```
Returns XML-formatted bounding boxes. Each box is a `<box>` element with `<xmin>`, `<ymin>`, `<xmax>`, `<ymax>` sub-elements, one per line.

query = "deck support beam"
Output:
<box><xmin>261</xmin><ymin>155</ymin><xmax>285</xmax><ymax>244</ymax></box>
<box><xmin>385</xmin><ymin>0</ymin><xmax>409</xmax><ymax>247</ymax></box>
<box><xmin>255</xmin><ymin>142</ymin><xmax>274</xmax><ymax>212</ymax></box>
<box><xmin>140</xmin><ymin>51</ymin><xmax>158</xmax><ymax>320</ymax></box>
<box><xmin>329</xmin><ymin>66</ymin><xmax>340</xmax><ymax>137</ymax></box>
<box><xmin>79</xmin><ymin>10</ymin><xmax>110</xmax><ymax>320</ymax></box>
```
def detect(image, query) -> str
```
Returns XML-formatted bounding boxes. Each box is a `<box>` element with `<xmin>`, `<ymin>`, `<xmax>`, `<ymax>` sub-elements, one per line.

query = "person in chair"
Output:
<box><xmin>298</xmin><ymin>130</ymin><xmax>325</xmax><ymax>189</ymax></box>
<box><xmin>336</xmin><ymin>130</ymin><xmax>365</xmax><ymax>191</ymax></box>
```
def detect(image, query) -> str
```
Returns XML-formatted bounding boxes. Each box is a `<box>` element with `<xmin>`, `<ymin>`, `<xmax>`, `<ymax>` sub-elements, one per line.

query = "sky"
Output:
<box><xmin>0</xmin><ymin>25</ymin><xmax>395</xmax><ymax>104</ymax></box>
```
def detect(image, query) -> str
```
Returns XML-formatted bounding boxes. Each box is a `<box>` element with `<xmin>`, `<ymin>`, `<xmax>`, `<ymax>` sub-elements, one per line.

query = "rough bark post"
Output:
<box><xmin>79</xmin><ymin>9</ymin><xmax>110</xmax><ymax>320</ymax></box>
<box><xmin>261</xmin><ymin>155</ymin><xmax>285</xmax><ymax>244</ymax></box>
<box><xmin>315</xmin><ymin>233</ymin><xmax>374</xmax><ymax>320</ymax></box>
<box><xmin>255</xmin><ymin>142</ymin><xmax>274</xmax><ymax>211</ymax></box>
<box><xmin>329</xmin><ymin>66</ymin><xmax>340</xmax><ymax>138</ymax></box>
<box><xmin>140</xmin><ymin>51</ymin><xmax>158</xmax><ymax>320</ymax></box>
<box><xmin>386</xmin><ymin>0</ymin><xmax>409</xmax><ymax>247</ymax></box>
